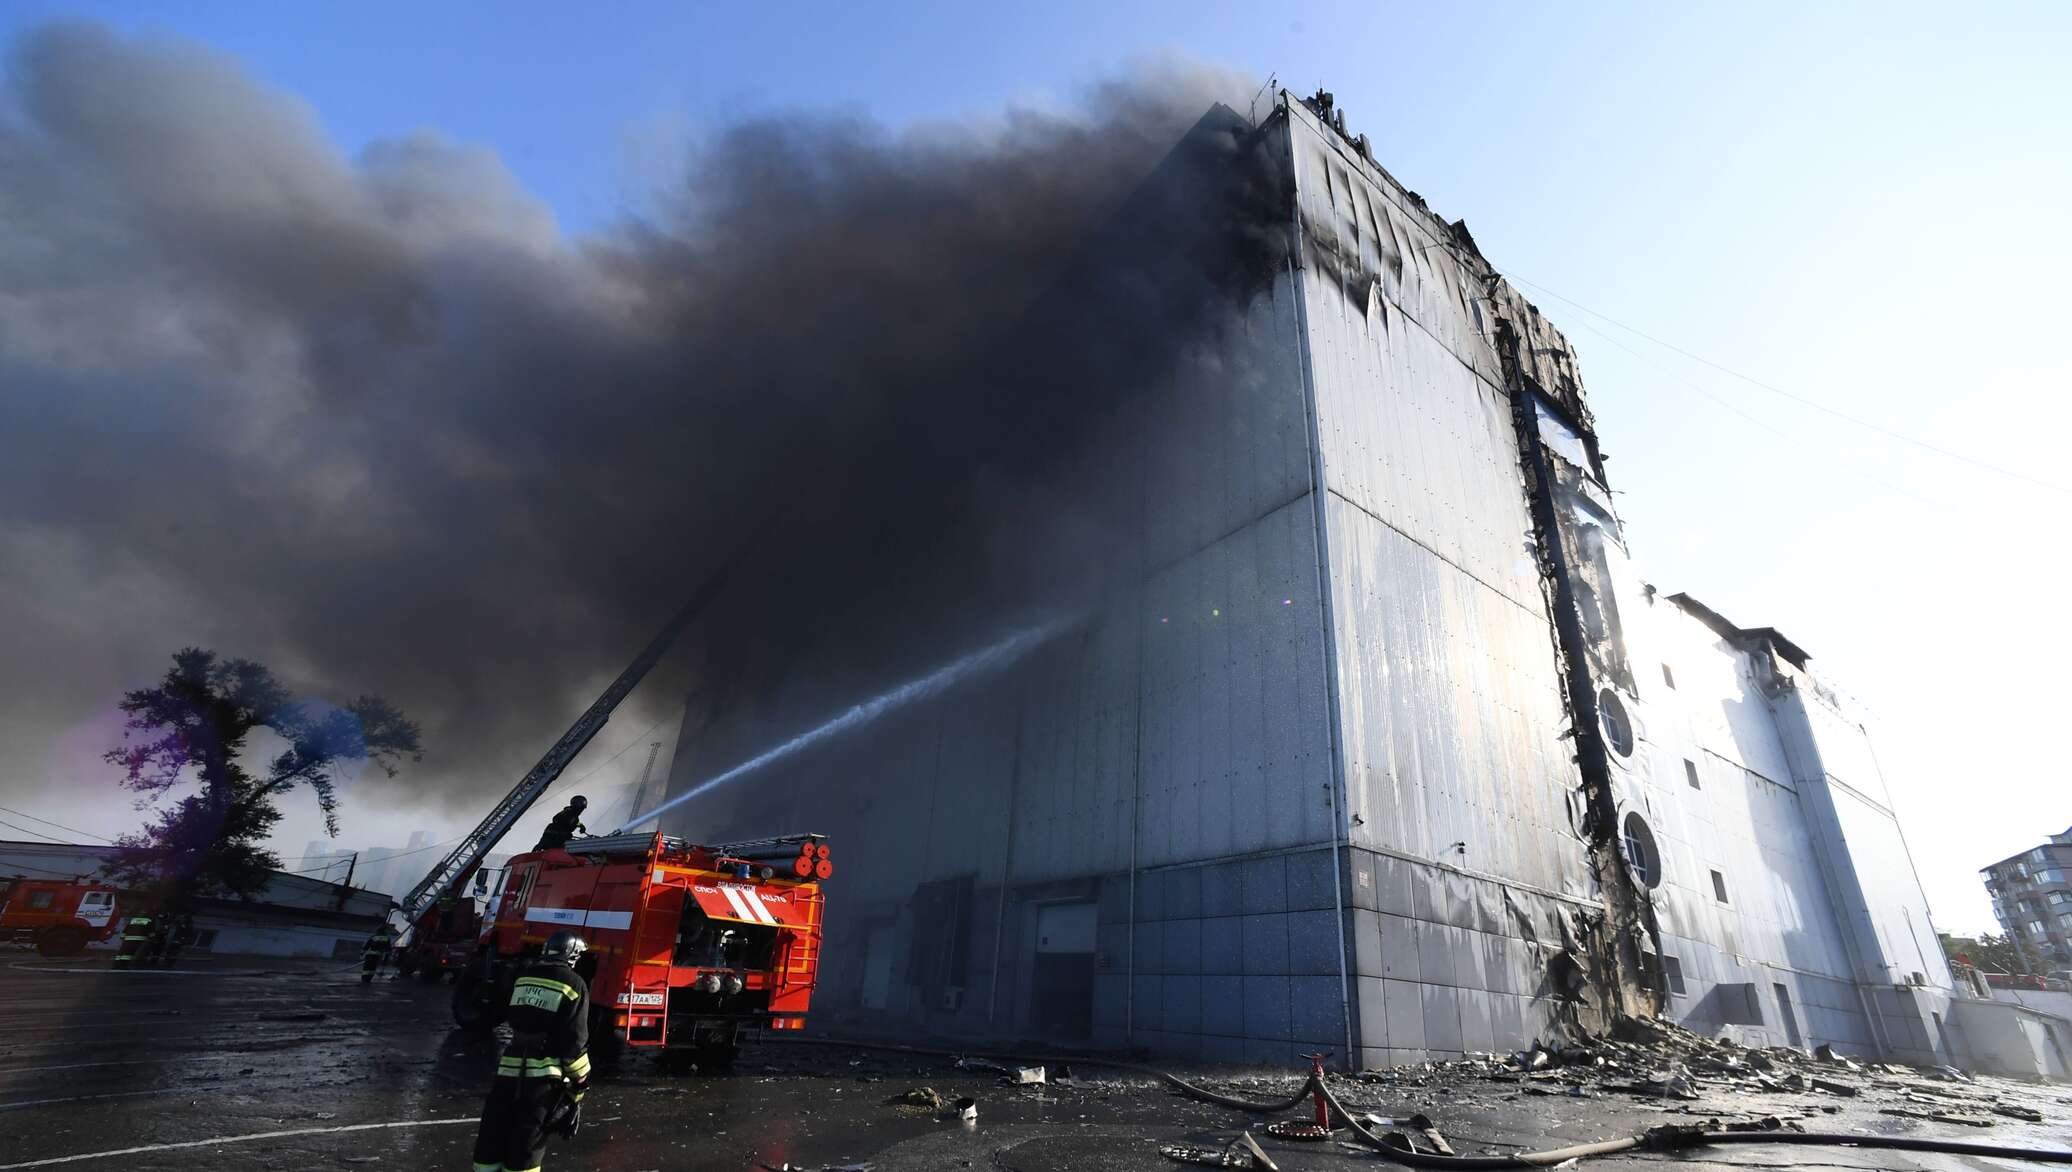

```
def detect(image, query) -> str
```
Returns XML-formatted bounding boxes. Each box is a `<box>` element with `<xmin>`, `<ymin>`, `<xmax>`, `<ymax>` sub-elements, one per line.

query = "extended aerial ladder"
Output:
<box><xmin>389</xmin><ymin>527</ymin><xmax>767</xmax><ymax>945</ymax></box>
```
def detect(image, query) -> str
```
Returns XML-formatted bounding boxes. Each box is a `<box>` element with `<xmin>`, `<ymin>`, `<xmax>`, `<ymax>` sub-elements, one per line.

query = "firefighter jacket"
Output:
<box><xmin>496</xmin><ymin>961</ymin><xmax>591</xmax><ymax>1098</ymax></box>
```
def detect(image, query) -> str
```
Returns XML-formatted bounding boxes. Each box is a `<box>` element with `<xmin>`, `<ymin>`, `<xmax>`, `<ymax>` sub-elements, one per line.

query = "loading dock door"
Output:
<box><xmin>1031</xmin><ymin>902</ymin><xmax>1096</xmax><ymax>1039</ymax></box>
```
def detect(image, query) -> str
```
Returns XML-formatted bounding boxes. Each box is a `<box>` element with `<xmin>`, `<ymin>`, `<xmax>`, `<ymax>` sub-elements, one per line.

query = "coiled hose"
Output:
<box><xmin>766</xmin><ymin>1035</ymin><xmax>2072</xmax><ymax>1165</ymax></box>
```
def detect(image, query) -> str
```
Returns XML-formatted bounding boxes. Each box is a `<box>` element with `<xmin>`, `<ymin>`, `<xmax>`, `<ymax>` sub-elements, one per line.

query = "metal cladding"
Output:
<box><xmin>656</xmin><ymin>90</ymin><xmax>1959</xmax><ymax>1068</ymax></box>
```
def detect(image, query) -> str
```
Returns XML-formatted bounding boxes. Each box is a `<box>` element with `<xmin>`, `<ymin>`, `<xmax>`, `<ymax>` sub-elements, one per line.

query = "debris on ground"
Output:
<box><xmin>950</xmin><ymin>1096</ymin><xmax>978</xmax><ymax>1123</ymax></box>
<box><xmin>1160</xmin><ymin>1131</ymin><xmax>1280</xmax><ymax>1170</ymax></box>
<box><xmin>954</xmin><ymin>1057</ymin><xmax>1047</xmax><ymax>1085</ymax></box>
<box><xmin>887</xmin><ymin>1086</ymin><xmax>943</xmax><ymax>1110</ymax></box>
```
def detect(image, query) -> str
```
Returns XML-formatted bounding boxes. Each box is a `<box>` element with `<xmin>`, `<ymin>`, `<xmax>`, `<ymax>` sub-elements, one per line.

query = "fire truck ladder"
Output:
<box><xmin>390</xmin><ymin>528</ymin><xmax>769</xmax><ymax>939</ymax></box>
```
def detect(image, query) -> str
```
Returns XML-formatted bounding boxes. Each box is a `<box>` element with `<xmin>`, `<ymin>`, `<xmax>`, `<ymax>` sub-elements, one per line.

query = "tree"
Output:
<box><xmin>103</xmin><ymin>648</ymin><xmax>420</xmax><ymax>902</ymax></box>
<box><xmin>1943</xmin><ymin>931</ymin><xmax>2024</xmax><ymax>975</ymax></box>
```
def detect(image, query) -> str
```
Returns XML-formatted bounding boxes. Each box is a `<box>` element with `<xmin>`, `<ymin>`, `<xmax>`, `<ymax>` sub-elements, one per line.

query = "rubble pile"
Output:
<box><xmin>1332</xmin><ymin>1015</ymin><xmax>2060</xmax><ymax>1135</ymax></box>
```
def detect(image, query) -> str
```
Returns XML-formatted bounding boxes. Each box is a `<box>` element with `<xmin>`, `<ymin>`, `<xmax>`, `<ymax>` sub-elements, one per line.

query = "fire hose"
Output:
<box><xmin>767</xmin><ymin>1035</ymin><xmax>2072</xmax><ymax>1165</ymax></box>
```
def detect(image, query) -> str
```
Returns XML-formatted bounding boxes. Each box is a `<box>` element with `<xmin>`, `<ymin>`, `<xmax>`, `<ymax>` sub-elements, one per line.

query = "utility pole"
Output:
<box><xmin>334</xmin><ymin>851</ymin><xmax>359</xmax><ymax>912</ymax></box>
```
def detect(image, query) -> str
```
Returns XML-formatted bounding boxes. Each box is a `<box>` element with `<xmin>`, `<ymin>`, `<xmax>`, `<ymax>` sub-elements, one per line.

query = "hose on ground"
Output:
<box><xmin>766</xmin><ymin>1034</ymin><xmax>2072</xmax><ymax>1165</ymax></box>
<box><xmin>761</xmin><ymin>1033</ymin><xmax>1317</xmax><ymax>1113</ymax></box>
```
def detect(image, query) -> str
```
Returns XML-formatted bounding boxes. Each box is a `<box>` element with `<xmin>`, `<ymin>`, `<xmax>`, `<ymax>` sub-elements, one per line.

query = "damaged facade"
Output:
<box><xmin>659</xmin><ymin>91</ymin><xmax>1956</xmax><ymax>1068</ymax></box>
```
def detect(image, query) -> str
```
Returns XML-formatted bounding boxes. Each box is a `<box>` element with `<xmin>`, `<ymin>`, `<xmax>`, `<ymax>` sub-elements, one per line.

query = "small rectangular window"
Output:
<box><xmin>1684</xmin><ymin>759</ymin><xmax>1701</xmax><ymax>789</ymax></box>
<box><xmin>27</xmin><ymin>890</ymin><xmax>54</xmax><ymax>910</ymax></box>
<box><xmin>1661</xmin><ymin>664</ymin><xmax>1676</xmax><ymax>689</ymax></box>
<box><xmin>1711</xmin><ymin>870</ymin><xmax>1730</xmax><ymax>903</ymax></box>
<box><xmin>514</xmin><ymin>864</ymin><xmax>540</xmax><ymax>908</ymax></box>
<box><xmin>1661</xmin><ymin>954</ymin><xmax>1686</xmax><ymax>995</ymax></box>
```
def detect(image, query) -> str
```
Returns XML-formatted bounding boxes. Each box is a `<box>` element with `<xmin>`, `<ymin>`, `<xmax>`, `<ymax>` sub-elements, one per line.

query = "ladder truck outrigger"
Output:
<box><xmin>383</xmin><ymin>527</ymin><xmax>834</xmax><ymax>1066</ymax></box>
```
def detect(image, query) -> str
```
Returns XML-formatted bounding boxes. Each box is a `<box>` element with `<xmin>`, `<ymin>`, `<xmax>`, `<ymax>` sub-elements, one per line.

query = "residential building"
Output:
<box><xmin>1983</xmin><ymin>829</ymin><xmax>2072</xmax><ymax>971</ymax></box>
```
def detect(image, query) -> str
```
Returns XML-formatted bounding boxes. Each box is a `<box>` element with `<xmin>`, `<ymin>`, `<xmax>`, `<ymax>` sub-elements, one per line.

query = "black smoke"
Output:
<box><xmin>0</xmin><ymin>23</ymin><xmax>1286</xmax><ymax>817</ymax></box>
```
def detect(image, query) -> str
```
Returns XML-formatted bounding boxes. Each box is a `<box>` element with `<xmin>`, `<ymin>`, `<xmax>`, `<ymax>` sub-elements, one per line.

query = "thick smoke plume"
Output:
<box><xmin>0</xmin><ymin>23</ymin><xmax>1279</xmax><ymax>817</ymax></box>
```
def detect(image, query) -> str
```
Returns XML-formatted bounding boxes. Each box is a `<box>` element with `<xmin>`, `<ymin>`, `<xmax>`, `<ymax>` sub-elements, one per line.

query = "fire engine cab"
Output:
<box><xmin>454</xmin><ymin>831</ymin><xmax>829</xmax><ymax>1069</ymax></box>
<box><xmin>0</xmin><ymin>878</ymin><xmax>125</xmax><ymax>956</ymax></box>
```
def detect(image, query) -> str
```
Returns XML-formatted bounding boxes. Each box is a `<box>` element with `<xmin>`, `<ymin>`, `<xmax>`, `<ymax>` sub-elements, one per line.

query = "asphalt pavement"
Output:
<box><xmin>2</xmin><ymin>953</ymin><xmax>2067</xmax><ymax>1171</ymax></box>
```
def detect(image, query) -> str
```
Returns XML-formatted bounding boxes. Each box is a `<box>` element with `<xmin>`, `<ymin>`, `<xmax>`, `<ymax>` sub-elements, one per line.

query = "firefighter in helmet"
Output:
<box><xmin>158</xmin><ymin>913</ymin><xmax>195</xmax><ymax>969</ymax></box>
<box><xmin>532</xmin><ymin>797</ymin><xmax>588</xmax><ymax>852</ymax></box>
<box><xmin>361</xmin><ymin>925</ymin><xmax>393</xmax><ymax>983</ymax></box>
<box><xmin>111</xmin><ymin>913</ymin><xmax>152</xmax><ymax>969</ymax></box>
<box><xmin>472</xmin><ymin>929</ymin><xmax>591</xmax><ymax>1172</ymax></box>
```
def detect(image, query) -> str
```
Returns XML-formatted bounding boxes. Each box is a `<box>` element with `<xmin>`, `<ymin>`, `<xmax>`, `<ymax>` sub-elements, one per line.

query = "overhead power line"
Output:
<box><xmin>0</xmin><ymin>803</ymin><xmax>117</xmax><ymax>844</ymax></box>
<box><xmin>0</xmin><ymin>817</ymin><xmax>72</xmax><ymax>844</ymax></box>
<box><xmin>1505</xmin><ymin>273</ymin><xmax>2072</xmax><ymax>496</ymax></box>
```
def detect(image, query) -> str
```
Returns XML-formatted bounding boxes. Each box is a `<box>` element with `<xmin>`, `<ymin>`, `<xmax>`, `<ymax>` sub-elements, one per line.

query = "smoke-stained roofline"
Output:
<box><xmin>1274</xmin><ymin>88</ymin><xmax>1598</xmax><ymax>447</ymax></box>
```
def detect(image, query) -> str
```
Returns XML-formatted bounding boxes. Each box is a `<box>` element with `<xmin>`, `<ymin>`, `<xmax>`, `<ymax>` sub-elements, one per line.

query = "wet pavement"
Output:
<box><xmin>2</xmin><ymin>953</ymin><xmax>2068</xmax><ymax>1171</ymax></box>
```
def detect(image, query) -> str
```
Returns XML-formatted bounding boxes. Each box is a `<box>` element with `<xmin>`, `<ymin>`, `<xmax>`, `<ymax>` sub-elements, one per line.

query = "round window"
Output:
<box><xmin>1622</xmin><ymin>813</ymin><xmax>1662</xmax><ymax>889</ymax></box>
<box><xmin>1597</xmin><ymin>688</ymin><xmax>1634</xmax><ymax>757</ymax></box>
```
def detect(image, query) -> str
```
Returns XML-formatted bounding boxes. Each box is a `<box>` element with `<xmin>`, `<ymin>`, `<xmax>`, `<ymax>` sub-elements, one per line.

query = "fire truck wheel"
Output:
<box><xmin>691</xmin><ymin>1023</ymin><xmax>740</xmax><ymax>1073</ymax></box>
<box><xmin>694</xmin><ymin>1041</ymin><xmax>740</xmax><ymax>1073</ymax></box>
<box><xmin>586</xmin><ymin>1005</ymin><xmax>623</xmax><ymax>1065</ymax></box>
<box><xmin>451</xmin><ymin>969</ymin><xmax>496</xmax><ymax>1031</ymax></box>
<box><xmin>35</xmin><ymin>926</ymin><xmax>88</xmax><ymax>958</ymax></box>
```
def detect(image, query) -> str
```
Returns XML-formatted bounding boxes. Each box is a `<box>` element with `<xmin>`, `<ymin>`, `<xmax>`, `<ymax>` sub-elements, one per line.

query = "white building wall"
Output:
<box><xmin>1280</xmin><ymin>99</ymin><xmax>1594</xmax><ymax>1066</ymax></box>
<box><xmin>1620</xmin><ymin>597</ymin><xmax>1874</xmax><ymax>1050</ymax></box>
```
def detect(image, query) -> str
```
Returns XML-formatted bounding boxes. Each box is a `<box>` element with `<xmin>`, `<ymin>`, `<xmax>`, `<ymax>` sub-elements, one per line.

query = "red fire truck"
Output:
<box><xmin>453</xmin><ymin>830</ymin><xmax>830</xmax><ymax>1069</ymax></box>
<box><xmin>0</xmin><ymin>878</ymin><xmax>126</xmax><ymax>957</ymax></box>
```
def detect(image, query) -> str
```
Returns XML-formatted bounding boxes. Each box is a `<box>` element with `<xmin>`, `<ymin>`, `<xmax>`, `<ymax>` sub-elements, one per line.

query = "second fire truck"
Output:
<box><xmin>0</xmin><ymin>878</ymin><xmax>125</xmax><ymax>956</ymax></box>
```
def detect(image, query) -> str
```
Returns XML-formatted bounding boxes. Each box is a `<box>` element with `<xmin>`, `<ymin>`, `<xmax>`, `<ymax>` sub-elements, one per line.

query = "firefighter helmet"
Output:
<box><xmin>569</xmin><ymin>796</ymin><xmax>588</xmax><ymax>810</ymax></box>
<box><xmin>541</xmin><ymin>930</ymin><xmax>587</xmax><ymax>965</ymax></box>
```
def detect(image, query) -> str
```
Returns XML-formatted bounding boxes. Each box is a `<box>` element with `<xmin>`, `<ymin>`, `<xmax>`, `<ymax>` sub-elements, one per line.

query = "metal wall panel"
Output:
<box><xmin>1281</xmin><ymin>103</ymin><xmax>1580</xmax><ymax>897</ymax></box>
<box><xmin>655</xmin><ymin>236</ymin><xmax>1338</xmax><ymax>1041</ymax></box>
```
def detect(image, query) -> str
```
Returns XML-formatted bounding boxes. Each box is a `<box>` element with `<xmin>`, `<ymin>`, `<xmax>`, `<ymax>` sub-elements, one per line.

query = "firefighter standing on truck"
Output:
<box><xmin>472</xmin><ymin>930</ymin><xmax>590</xmax><ymax>1172</ymax></box>
<box><xmin>532</xmin><ymin>796</ymin><xmax>587</xmax><ymax>852</ymax></box>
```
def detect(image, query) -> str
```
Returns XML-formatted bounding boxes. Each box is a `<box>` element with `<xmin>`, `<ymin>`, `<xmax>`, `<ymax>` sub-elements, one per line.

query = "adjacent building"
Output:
<box><xmin>1983</xmin><ymin>829</ymin><xmax>2072</xmax><ymax>972</ymax></box>
<box><xmin>658</xmin><ymin>90</ymin><xmax>1957</xmax><ymax>1067</ymax></box>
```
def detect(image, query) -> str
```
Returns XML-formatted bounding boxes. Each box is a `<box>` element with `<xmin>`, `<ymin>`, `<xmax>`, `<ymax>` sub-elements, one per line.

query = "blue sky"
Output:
<box><xmin>3</xmin><ymin>1</ymin><xmax>2065</xmax><ymax>931</ymax></box>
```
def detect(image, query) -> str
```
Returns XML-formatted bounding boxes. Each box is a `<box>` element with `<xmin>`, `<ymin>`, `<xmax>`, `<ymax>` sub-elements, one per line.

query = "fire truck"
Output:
<box><xmin>0</xmin><ymin>878</ymin><xmax>126</xmax><ymax>956</ymax></box>
<box><xmin>452</xmin><ymin>831</ymin><xmax>831</xmax><ymax>1068</ymax></box>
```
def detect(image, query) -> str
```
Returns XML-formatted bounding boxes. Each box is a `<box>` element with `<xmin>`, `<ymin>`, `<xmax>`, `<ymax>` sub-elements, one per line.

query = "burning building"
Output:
<box><xmin>656</xmin><ymin>90</ymin><xmax>1957</xmax><ymax>1067</ymax></box>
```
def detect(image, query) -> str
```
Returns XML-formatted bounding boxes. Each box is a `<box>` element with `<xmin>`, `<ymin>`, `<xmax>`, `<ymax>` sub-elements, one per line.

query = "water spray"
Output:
<box><xmin>613</xmin><ymin>616</ymin><xmax>1076</xmax><ymax>834</ymax></box>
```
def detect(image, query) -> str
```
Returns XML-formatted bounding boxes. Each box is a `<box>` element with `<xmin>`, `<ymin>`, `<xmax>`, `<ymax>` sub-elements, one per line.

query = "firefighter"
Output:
<box><xmin>360</xmin><ymin>926</ymin><xmax>393</xmax><ymax>983</ymax></box>
<box><xmin>158</xmin><ymin>913</ymin><xmax>195</xmax><ymax>969</ymax></box>
<box><xmin>111</xmin><ymin>913</ymin><xmax>152</xmax><ymax>969</ymax></box>
<box><xmin>137</xmin><ymin>915</ymin><xmax>172</xmax><ymax>968</ymax></box>
<box><xmin>472</xmin><ymin>930</ymin><xmax>591</xmax><ymax>1172</ymax></box>
<box><xmin>532</xmin><ymin>796</ymin><xmax>588</xmax><ymax>852</ymax></box>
